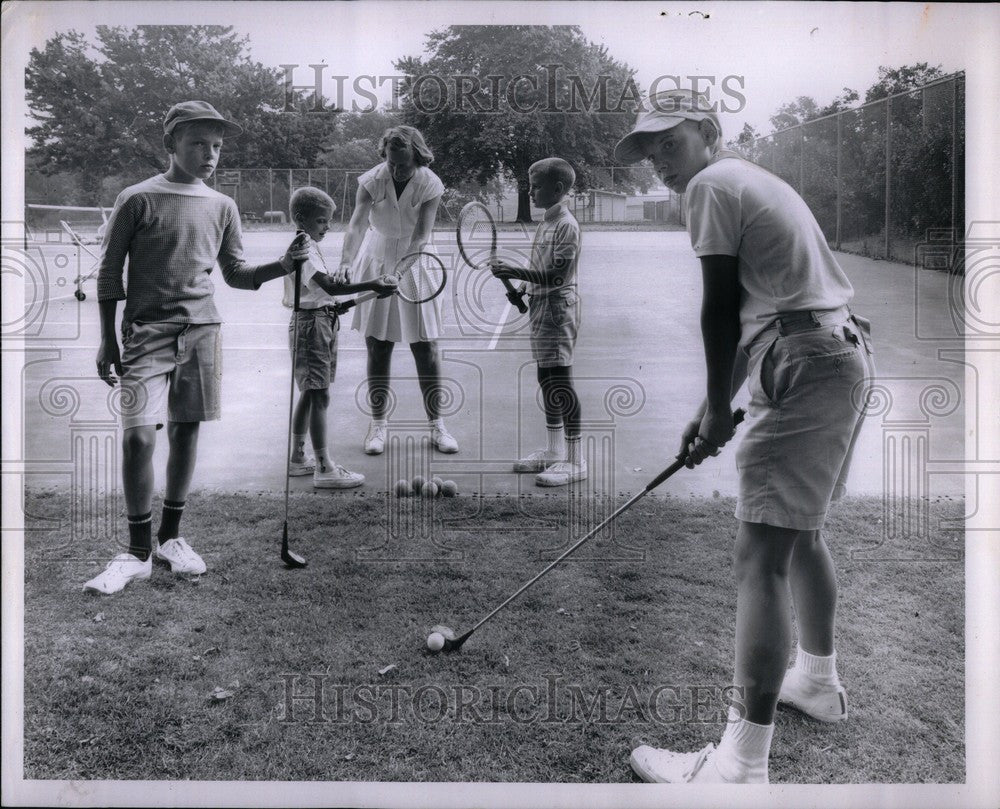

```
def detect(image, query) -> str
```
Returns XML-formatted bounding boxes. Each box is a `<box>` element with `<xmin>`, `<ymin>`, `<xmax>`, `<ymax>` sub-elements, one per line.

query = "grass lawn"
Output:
<box><xmin>22</xmin><ymin>490</ymin><xmax>964</xmax><ymax>783</ymax></box>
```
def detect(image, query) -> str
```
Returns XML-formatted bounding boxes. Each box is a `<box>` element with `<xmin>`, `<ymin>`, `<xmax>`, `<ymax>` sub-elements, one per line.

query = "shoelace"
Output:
<box><xmin>682</xmin><ymin>744</ymin><xmax>716</xmax><ymax>782</ymax></box>
<box><xmin>163</xmin><ymin>539</ymin><xmax>197</xmax><ymax>564</ymax></box>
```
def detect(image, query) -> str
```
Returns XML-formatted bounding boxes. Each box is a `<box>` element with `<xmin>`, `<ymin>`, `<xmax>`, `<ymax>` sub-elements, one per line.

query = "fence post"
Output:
<box><xmin>268</xmin><ymin>169</ymin><xmax>273</xmax><ymax>213</ymax></box>
<box><xmin>884</xmin><ymin>97</ymin><xmax>892</xmax><ymax>260</ymax></box>
<box><xmin>835</xmin><ymin>113</ymin><xmax>842</xmax><ymax>250</ymax></box>
<box><xmin>950</xmin><ymin>77</ymin><xmax>958</xmax><ymax>241</ymax></box>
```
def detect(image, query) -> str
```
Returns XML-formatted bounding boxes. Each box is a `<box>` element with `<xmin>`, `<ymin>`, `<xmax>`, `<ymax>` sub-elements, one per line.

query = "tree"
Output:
<box><xmin>26</xmin><ymin>25</ymin><xmax>335</xmax><ymax>203</ymax></box>
<box><xmin>394</xmin><ymin>26</ymin><xmax>641</xmax><ymax>222</ymax></box>
<box><xmin>865</xmin><ymin>63</ymin><xmax>945</xmax><ymax>102</ymax></box>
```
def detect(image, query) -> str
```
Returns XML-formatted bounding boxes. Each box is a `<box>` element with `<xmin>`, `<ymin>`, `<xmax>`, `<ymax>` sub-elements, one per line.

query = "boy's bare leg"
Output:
<box><xmin>164</xmin><ymin>422</ymin><xmax>199</xmax><ymax>503</ymax></box>
<box><xmin>365</xmin><ymin>336</ymin><xmax>394</xmax><ymax>420</ymax></box>
<box><xmin>410</xmin><ymin>340</ymin><xmax>442</xmax><ymax>420</ymax></box>
<box><xmin>788</xmin><ymin>530</ymin><xmax>837</xmax><ymax>655</ymax></box>
<box><xmin>733</xmin><ymin>520</ymin><xmax>800</xmax><ymax>724</ymax></box>
<box><xmin>307</xmin><ymin>389</ymin><xmax>330</xmax><ymax>454</ymax></box>
<box><xmin>122</xmin><ymin>425</ymin><xmax>157</xmax><ymax>559</ymax></box>
<box><xmin>122</xmin><ymin>425</ymin><xmax>158</xmax><ymax>516</ymax></box>
<box><xmin>292</xmin><ymin>391</ymin><xmax>311</xmax><ymax>444</ymax></box>
<box><xmin>154</xmin><ymin>421</ymin><xmax>199</xmax><ymax>545</ymax></box>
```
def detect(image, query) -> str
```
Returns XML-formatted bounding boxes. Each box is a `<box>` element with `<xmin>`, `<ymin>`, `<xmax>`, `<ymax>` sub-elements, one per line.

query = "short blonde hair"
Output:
<box><xmin>529</xmin><ymin>157</ymin><xmax>576</xmax><ymax>191</ymax></box>
<box><xmin>289</xmin><ymin>186</ymin><xmax>336</xmax><ymax>221</ymax></box>
<box><xmin>378</xmin><ymin>125</ymin><xmax>434</xmax><ymax>166</ymax></box>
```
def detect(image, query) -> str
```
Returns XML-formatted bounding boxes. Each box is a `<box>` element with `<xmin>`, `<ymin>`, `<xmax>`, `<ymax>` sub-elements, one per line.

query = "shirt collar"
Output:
<box><xmin>543</xmin><ymin>200</ymin><xmax>567</xmax><ymax>222</ymax></box>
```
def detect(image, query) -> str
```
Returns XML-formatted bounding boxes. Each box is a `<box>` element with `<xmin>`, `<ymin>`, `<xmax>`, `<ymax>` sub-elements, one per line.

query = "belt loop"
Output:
<box><xmin>809</xmin><ymin>310</ymin><xmax>821</xmax><ymax>326</ymax></box>
<box><xmin>776</xmin><ymin>317</ymin><xmax>787</xmax><ymax>337</ymax></box>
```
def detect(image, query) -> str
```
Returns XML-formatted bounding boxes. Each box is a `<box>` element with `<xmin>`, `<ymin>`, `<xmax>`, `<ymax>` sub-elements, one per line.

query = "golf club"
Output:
<box><xmin>431</xmin><ymin>408</ymin><xmax>746</xmax><ymax>652</ymax></box>
<box><xmin>281</xmin><ymin>231</ymin><xmax>309</xmax><ymax>568</ymax></box>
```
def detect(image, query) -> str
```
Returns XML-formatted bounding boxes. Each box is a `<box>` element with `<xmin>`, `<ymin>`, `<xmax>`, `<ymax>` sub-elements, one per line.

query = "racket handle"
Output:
<box><xmin>503</xmin><ymin>280</ymin><xmax>528</xmax><ymax>313</ymax></box>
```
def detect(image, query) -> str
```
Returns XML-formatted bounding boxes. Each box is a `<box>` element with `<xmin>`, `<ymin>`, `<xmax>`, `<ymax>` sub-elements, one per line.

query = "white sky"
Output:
<box><xmin>4</xmin><ymin>0</ymin><xmax>989</xmax><ymax>136</ymax></box>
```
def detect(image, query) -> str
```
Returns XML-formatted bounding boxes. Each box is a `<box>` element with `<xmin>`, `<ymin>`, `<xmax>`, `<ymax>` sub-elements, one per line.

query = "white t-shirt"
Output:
<box><xmin>282</xmin><ymin>240</ymin><xmax>338</xmax><ymax>309</ymax></box>
<box><xmin>685</xmin><ymin>151</ymin><xmax>854</xmax><ymax>347</ymax></box>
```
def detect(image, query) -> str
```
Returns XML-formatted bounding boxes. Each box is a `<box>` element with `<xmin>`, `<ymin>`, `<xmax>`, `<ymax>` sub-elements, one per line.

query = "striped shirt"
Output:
<box><xmin>97</xmin><ymin>174</ymin><xmax>281</xmax><ymax>324</ymax></box>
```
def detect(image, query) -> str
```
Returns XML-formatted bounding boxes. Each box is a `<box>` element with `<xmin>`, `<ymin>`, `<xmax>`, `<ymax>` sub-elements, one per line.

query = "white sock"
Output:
<box><xmin>566</xmin><ymin>436</ymin><xmax>582</xmax><ymax>465</ymax></box>
<box><xmin>315</xmin><ymin>447</ymin><xmax>332</xmax><ymax>471</ymax></box>
<box><xmin>546</xmin><ymin>426</ymin><xmax>563</xmax><ymax>454</ymax></box>
<box><xmin>713</xmin><ymin>706</ymin><xmax>773</xmax><ymax>783</ymax></box>
<box><xmin>372</xmin><ymin>418</ymin><xmax>387</xmax><ymax>427</ymax></box>
<box><xmin>793</xmin><ymin>645</ymin><xmax>839</xmax><ymax>685</ymax></box>
<box><xmin>292</xmin><ymin>433</ymin><xmax>308</xmax><ymax>457</ymax></box>
<box><xmin>429</xmin><ymin>418</ymin><xmax>445</xmax><ymax>430</ymax></box>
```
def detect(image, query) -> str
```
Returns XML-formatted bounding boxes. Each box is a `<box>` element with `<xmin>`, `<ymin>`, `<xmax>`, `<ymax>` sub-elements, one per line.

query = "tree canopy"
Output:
<box><xmin>394</xmin><ymin>25</ymin><xmax>643</xmax><ymax>221</ymax></box>
<box><xmin>26</xmin><ymin>25</ymin><xmax>335</xmax><ymax>200</ymax></box>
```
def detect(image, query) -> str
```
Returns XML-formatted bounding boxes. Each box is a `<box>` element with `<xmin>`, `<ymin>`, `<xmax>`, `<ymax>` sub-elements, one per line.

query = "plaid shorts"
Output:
<box><xmin>529</xmin><ymin>287</ymin><xmax>580</xmax><ymax>368</ymax></box>
<box><xmin>289</xmin><ymin>308</ymin><xmax>339</xmax><ymax>391</ymax></box>
<box><xmin>119</xmin><ymin>321</ymin><xmax>222</xmax><ymax>430</ymax></box>
<box><xmin>735</xmin><ymin>308</ymin><xmax>876</xmax><ymax>531</ymax></box>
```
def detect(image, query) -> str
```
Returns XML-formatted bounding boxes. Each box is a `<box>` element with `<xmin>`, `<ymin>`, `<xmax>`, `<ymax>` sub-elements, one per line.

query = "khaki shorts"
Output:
<box><xmin>289</xmin><ymin>308</ymin><xmax>339</xmax><ymax>391</ymax></box>
<box><xmin>735</xmin><ymin>310</ymin><xmax>876</xmax><ymax>531</ymax></box>
<box><xmin>529</xmin><ymin>288</ymin><xmax>580</xmax><ymax>368</ymax></box>
<box><xmin>119</xmin><ymin>321</ymin><xmax>222</xmax><ymax>430</ymax></box>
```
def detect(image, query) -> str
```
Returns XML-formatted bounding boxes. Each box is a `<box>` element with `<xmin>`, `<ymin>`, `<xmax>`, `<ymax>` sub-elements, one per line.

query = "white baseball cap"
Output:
<box><xmin>614</xmin><ymin>89</ymin><xmax>722</xmax><ymax>164</ymax></box>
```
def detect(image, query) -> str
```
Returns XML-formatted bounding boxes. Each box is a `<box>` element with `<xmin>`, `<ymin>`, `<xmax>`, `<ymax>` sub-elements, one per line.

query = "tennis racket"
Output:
<box><xmin>456</xmin><ymin>201</ymin><xmax>527</xmax><ymax>314</ymax></box>
<box><xmin>335</xmin><ymin>251</ymin><xmax>447</xmax><ymax>314</ymax></box>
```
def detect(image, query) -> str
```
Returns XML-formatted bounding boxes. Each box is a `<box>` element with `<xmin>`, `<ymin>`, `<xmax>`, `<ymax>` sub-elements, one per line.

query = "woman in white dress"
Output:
<box><xmin>337</xmin><ymin>126</ymin><xmax>458</xmax><ymax>455</ymax></box>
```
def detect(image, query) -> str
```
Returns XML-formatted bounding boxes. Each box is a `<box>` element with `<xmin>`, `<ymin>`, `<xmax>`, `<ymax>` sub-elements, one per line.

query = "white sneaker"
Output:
<box><xmin>288</xmin><ymin>455</ymin><xmax>315</xmax><ymax>476</ymax></box>
<box><xmin>431</xmin><ymin>425</ymin><xmax>459</xmax><ymax>454</ymax></box>
<box><xmin>154</xmin><ymin>537</ymin><xmax>207</xmax><ymax>575</ymax></box>
<box><xmin>535</xmin><ymin>460</ymin><xmax>588</xmax><ymax>487</ymax></box>
<box><xmin>630</xmin><ymin>743</ymin><xmax>727</xmax><ymax>783</ymax></box>
<box><xmin>84</xmin><ymin>553</ymin><xmax>152</xmax><ymax>594</ymax></box>
<box><xmin>778</xmin><ymin>668</ymin><xmax>848</xmax><ymax>722</ymax></box>
<box><xmin>364</xmin><ymin>422</ymin><xmax>387</xmax><ymax>455</ymax></box>
<box><xmin>513</xmin><ymin>448</ymin><xmax>562</xmax><ymax>473</ymax></box>
<box><xmin>314</xmin><ymin>463</ymin><xmax>365</xmax><ymax>489</ymax></box>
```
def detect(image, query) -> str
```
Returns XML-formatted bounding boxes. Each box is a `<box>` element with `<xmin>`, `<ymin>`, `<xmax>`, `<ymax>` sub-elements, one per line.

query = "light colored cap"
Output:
<box><xmin>614</xmin><ymin>89</ymin><xmax>722</xmax><ymax>164</ymax></box>
<box><xmin>163</xmin><ymin>100</ymin><xmax>242</xmax><ymax>138</ymax></box>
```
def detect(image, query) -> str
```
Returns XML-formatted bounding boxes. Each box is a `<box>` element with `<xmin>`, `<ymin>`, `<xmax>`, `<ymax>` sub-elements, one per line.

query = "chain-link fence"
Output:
<box><xmin>743</xmin><ymin>73</ymin><xmax>965</xmax><ymax>265</ymax></box>
<box><xmin>201</xmin><ymin>164</ymin><xmax>686</xmax><ymax>228</ymax></box>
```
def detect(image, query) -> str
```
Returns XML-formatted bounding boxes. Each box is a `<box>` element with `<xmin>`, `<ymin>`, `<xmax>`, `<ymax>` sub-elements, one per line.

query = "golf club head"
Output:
<box><xmin>281</xmin><ymin>523</ymin><xmax>307</xmax><ymax>569</ymax></box>
<box><xmin>429</xmin><ymin>624</ymin><xmax>466</xmax><ymax>653</ymax></box>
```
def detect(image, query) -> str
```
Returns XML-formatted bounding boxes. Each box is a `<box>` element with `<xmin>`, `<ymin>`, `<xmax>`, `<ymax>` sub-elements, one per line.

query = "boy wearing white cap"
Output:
<box><xmin>615</xmin><ymin>89</ymin><xmax>875</xmax><ymax>782</ymax></box>
<box><xmin>87</xmin><ymin>101</ymin><xmax>307</xmax><ymax>594</ymax></box>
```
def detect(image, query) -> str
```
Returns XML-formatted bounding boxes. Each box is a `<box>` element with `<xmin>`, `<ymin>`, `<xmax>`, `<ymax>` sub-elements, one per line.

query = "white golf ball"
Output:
<box><xmin>426</xmin><ymin>631</ymin><xmax>445</xmax><ymax>652</ymax></box>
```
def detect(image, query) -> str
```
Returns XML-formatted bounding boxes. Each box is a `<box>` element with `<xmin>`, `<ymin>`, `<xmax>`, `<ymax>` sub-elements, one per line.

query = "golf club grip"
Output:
<box><xmin>503</xmin><ymin>279</ymin><xmax>528</xmax><ymax>313</ymax></box>
<box><xmin>291</xmin><ymin>230</ymin><xmax>306</xmax><ymax>313</ymax></box>
<box><xmin>646</xmin><ymin>407</ymin><xmax>747</xmax><ymax>491</ymax></box>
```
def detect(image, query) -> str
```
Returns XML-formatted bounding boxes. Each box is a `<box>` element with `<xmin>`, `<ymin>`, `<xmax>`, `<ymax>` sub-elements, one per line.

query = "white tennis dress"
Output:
<box><xmin>350</xmin><ymin>163</ymin><xmax>445</xmax><ymax>343</ymax></box>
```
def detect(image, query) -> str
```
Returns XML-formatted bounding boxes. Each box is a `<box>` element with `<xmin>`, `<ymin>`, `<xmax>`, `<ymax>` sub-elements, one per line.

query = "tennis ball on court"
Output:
<box><xmin>441</xmin><ymin>480</ymin><xmax>458</xmax><ymax>497</ymax></box>
<box><xmin>411</xmin><ymin>475</ymin><xmax>426</xmax><ymax>492</ymax></box>
<box><xmin>431</xmin><ymin>476</ymin><xmax>445</xmax><ymax>495</ymax></box>
<box><xmin>421</xmin><ymin>481</ymin><xmax>439</xmax><ymax>498</ymax></box>
<box><xmin>395</xmin><ymin>479</ymin><xmax>412</xmax><ymax>497</ymax></box>
<box><xmin>427</xmin><ymin>631</ymin><xmax>445</xmax><ymax>652</ymax></box>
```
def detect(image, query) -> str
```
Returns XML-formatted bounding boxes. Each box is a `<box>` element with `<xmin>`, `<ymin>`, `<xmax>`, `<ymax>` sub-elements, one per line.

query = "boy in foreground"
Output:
<box><xmin>491</xmin><ymin>157</ymin><xmax>585</xmax><ymax>487</ymax></box>
<box><xmin>284</xmin><ymin>187</ymin><xmax>396</xmax><ymax>487</ymax></box>
<box><xmin>615</xmin><ymin>89</ymin><xmax>875</xmax><ymax>782</ymax></box>
<box><xmin>86</xmin><ymin>101</ymin><xmax>307</xmax><ymax>594</ymax></box>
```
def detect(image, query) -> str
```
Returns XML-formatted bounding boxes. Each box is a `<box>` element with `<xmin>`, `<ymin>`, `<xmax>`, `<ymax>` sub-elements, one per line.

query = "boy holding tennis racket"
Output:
<box><xmin>614</xmin><ymin>88</ymin><xmax>874</xmax><ymax>783</ymax></box>
<box><xmin>85</xmin><ymin>101</ymin><xmax>309</xmax><ymax>594</ymax></box>
<box><xmin>491</xmin><ymin>157</ymin><xmax>585</xmax><ymax>487</ymax></box>
<box><xmin>284</xmin><ymin>187</ymin><xmax>396</xmax><ymax>488</ymax></box>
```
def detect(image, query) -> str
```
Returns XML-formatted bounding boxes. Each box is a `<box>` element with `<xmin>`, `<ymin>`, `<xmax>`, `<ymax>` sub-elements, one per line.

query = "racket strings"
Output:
<box><xmin>395</xmin><ymin>255</ymin><xmax>445</xmax><ymax>303</ymax></box>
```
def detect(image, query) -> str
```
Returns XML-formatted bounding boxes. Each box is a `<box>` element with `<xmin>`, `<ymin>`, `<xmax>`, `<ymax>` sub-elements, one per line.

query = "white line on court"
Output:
<box><xmin>487</xmin><ymin>300</ymin><xmax>514</xmax><ymax>351</ymax></box>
